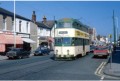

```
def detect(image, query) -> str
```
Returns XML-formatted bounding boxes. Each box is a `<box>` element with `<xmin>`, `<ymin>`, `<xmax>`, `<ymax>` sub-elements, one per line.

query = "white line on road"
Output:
<box><xmin>95</xmin><ymin>62</ymin><xmax>104</xmax><ymax>75</ymax></box>
<box><xmin>101</xmin><ymin>75</ymin><xmax>105</xmax><ymax>79</ymax></box>
<box><xmin>98</xmin><ymin>62</ymin><xmax>106</xmax><ymax>74</ymax></box>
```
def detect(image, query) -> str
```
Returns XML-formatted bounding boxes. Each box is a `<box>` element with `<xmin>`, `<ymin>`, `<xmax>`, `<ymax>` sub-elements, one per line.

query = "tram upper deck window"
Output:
<box><xmin>64</xmin><ymin>23</ymin><xmax>71</xmax><ymax>27</ymax></box>
<box><xmin>57</xmin><ymin>22</ymin><xmax>71</xmax><ymax>28</ymax></box>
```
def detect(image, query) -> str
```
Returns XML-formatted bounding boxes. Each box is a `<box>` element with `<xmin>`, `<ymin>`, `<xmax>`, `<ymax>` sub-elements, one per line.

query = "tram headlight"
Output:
<box><xmin>67</xmin><ymin>50</ymin><xmax>69</xmax><ymax>55</ymax></box>
<box><xmin>56</xmin><ymin>50</ymin><xmax>58</xmax><ymax>54</ymax></box>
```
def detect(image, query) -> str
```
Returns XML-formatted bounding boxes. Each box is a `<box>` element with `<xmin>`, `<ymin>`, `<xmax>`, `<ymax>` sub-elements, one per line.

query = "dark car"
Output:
<box><xmin>90</xmin><ymin>45</ymin><xmax>96</xmax><ymax>53</ymax></box>
<box><xmin>34</xmin><ymin>46</ymin><xmax>50</xmax><ymax>56</ymax></box>
<box><xmin>6</xmin><ymin>48</ymin><xmax>30</xmax><ymax>59</ymax></box>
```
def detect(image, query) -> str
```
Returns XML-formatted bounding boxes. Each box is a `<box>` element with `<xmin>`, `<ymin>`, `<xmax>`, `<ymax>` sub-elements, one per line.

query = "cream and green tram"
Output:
<box><xmin>54</xmin><ymin>18</ymin><xmax>90</xmax><ymax>60</ymax></box>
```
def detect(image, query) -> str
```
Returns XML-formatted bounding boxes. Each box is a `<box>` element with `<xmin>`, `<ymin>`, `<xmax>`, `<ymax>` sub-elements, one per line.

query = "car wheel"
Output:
<box><xmin>26</xmin><ymin>55</ymin><xmax>29</xmax><ymax>58</ymax></box>
<box><xmin>8</xmin><ymin>56</ymin><xmax>12</xmax><ymax>59</ymax></box>
<box><xmin>34</xmin><ymin>54</ymin><xmax>37</xmax><ymax>56</ymax></box>
<box><xmin>54</xmin><ymin>57</ymin><xmax>58</xmax><ymax>61</ymax></box>
<box><xmin>94</xmin><ymin>55</ymin><xmax>97</xmax><ymax>58</ymax></box>
<box><xmin>104</xmin><ymin>55</ymin><xmax>107</xmax><ymax>58</ymax></box>
<box><xmin>18</xmin><ymin>56</ymin><xmax>22</xmax><ymax>59</ymax></box>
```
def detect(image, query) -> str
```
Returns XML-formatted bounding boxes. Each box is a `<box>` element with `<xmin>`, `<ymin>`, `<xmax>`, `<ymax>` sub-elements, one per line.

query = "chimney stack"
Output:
<box><xmin>32</xmin><ymin>11</ymin><xmax>36</xmax><ymax>22</ymax></box>
<box><xmin>43</xmin><ymin>16</ymin><xmax>47</xmax><ymax>23</ymax></box>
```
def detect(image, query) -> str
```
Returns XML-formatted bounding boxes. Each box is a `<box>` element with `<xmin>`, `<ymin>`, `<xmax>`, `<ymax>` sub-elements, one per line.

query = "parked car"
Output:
<box><xmin>6</xmin><ymin>48</ymin><xmax>30</xmax><ymax>59</ymax></box>
<box><xmin>93</xmin><ymin>46</ymin><xmax>109</xmax><ymax>58</ymax></box>
<box><xmin>34</xmin><ymin>46</ymin><xmax>50</xmax><ymax>56</ymax></box>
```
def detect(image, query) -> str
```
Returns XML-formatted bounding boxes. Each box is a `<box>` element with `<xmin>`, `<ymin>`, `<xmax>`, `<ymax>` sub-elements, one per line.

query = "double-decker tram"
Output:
<box><xmin>54</xmin><ymin>18</ymin><xmax>90</xmax><ymax>60</ymax></box>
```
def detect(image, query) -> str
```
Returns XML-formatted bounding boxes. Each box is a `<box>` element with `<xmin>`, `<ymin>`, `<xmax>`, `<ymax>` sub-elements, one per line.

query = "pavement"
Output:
<box><xmin>103</xmin><ymin>46</ymin><xmax>120</xmax><ymax>77</ymax></box>
<box><xmin>0</xmin><ymin>55</ymin><xmax>7</xmax><ymax>61</ymax></box>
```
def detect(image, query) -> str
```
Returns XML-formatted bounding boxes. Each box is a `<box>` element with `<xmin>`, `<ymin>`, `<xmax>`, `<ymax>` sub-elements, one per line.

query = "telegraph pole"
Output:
<box><xmin>113</xmin><ymin>10</ymin><xmax>116</xmax><ymax>45</ymax></box>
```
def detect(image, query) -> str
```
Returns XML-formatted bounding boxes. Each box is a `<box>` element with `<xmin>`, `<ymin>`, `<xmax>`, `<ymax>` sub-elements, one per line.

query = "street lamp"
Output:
<box><xmin>113</xmin><ymin>10</ymin><xmax>116</xmax><ymax>46</ymax></box>
<box><xmin>115</xmin><ymin>17</ymin><xmax>119</xmax><ymax>45</ymax></box>
<box><xmin>109</xmin><ymin>34</ymin><xmax>112</xmax><ymax>69</ymax></box>
<box><xmin>14</xmin><ymin>0</ymin><xmax>16</xmax><ymax>48</ymax></box>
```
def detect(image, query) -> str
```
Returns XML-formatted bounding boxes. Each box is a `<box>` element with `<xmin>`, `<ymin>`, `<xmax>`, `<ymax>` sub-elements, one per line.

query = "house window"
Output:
<box><xmin>3</xmin><ymin>19</ymin><xmax>6</xmax><ymax>30</ymax></box>
<box><xmin>26</xmin><ymin>22</ymin><xmax>29</xmax><ymax>33</ymax></box>
<box><xmin>12</xmin><ymin>21</ymin><xmax>14</xmax><ymax>31</ymax></box>
<box><xmin>19</xmin><ymin>21</ymin><xmax>22</xmax><ymax>32</ymax></box>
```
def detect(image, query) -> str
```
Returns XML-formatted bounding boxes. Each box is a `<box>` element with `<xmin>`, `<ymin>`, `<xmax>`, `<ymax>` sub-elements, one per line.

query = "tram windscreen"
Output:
<box><xmin>62</xmin><ymin>38</ymin><xmax>71</xmax><ymax>45</ymax></box>
<box><xmin>55</xmin><ymin>38</ymin><xmax>71</xmax><ymax>46</ymax></box>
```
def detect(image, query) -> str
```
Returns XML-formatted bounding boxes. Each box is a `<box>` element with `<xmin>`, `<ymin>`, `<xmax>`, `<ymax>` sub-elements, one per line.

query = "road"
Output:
<box><xmin>0</xmin><ymin>52</ymin><xmax>108</xmax><ymax>80</ymax></box>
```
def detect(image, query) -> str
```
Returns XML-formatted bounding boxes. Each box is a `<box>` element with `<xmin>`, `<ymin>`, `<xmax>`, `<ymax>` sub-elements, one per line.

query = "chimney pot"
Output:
<box><xmin>32</xmin><ymin>11</ymin><xmax>36</xmax><ymax>22</ymax></box>
<box><xmin>43</xmin><ymin>16</ymin><xmax>47</xmax><ymax>23</ymax></box>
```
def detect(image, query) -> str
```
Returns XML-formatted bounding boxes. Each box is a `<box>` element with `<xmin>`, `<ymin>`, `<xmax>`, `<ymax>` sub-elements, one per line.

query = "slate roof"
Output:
<box><xmin>36</xmin><ymin>20</ymin><xmax>56</xmax><ymax>30</ymax></box>
<box><xmin>36</xmin><ymin>22</ymin><xmax>51</xmax><ymax>29</ymax></box>
<box><xmin>43</xmin><ymin>20</ymin><xmax>55</xmax><ymax>28</ymax></box>
<box><xmin>0</xmin><ymin>7</ymin><xmax>31</xmax><ymax>21</ymax></box>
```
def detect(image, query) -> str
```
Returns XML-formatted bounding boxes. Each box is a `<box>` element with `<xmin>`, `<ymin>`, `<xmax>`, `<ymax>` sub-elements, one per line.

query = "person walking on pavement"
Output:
<box><xmin>108</xmin><ymin>43</ymin><xmax>113</xmax><ymax>54</ymax></box>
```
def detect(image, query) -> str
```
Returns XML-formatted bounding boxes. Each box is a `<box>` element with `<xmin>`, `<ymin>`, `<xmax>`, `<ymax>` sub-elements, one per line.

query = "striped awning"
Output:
<box><xmin>0</xmin><ymin>33</ymin><xmax>23</xmax><ymax>44</ymax></box>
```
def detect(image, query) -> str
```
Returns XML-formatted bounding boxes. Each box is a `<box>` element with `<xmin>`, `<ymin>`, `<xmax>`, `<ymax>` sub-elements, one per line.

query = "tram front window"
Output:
<box><xmin>55</xmin><ymin>38</ymin><xmax>62</xmax><ymax>46</ymax></box>
<box><xmin>62</xmin><ymin>38</ymin><xmax>71</xmax><ymax>46</ymax></box>
<box><xmin>55</xmin><ymin>38</ymin><xmax>71</xmax><ymax>46</ymax></box>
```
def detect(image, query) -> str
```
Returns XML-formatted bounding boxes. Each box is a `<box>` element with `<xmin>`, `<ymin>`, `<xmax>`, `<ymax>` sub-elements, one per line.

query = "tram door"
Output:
<box><xmin>83</xmin><ymin>39</ymin><xmax>85</xmax><ymax>53</ymax></box>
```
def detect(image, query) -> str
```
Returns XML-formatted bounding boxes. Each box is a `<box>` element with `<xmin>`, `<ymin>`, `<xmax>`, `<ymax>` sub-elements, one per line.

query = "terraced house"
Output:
<box><xmin>0</xmin><ymin>7</ymin><xmax>37</xmax><ymax>55</ymax></box>
<box><xmin>31</xmin><ymin>11</ymin><xmax>56</xmax><ymax>50</ymax></box>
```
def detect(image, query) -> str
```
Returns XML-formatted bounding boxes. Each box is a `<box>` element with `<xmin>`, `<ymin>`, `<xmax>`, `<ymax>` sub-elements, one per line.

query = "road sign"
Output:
<box><xmin>109</xmin><ymin>34</ymin><xmax>112</xmax><ymax>38</ymax></box>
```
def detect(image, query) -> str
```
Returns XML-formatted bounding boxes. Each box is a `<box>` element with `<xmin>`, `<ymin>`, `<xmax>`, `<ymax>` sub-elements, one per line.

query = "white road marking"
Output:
<box><xmin>95</xmin><ymin>62</ymin><xmax>106</xmax><ymax>76</ymax></box>
<box><xmin>95</xmin><ymin>62</ymin><xmax>104</xmax><ymax>75</ymax></box>
<box><xmin>96</xmin><ymin>62</ymin><xmax>120</xmax><ymax>80</ymax></box>
<box><xmin>101</xmin><ymin>75</ymin><xmax>105</xmax><ymax>80</ymax></box>
<box><xmin>98</xmin><ymin>62</ymin><xmax>106</xmax><ymax>74</ymax></box>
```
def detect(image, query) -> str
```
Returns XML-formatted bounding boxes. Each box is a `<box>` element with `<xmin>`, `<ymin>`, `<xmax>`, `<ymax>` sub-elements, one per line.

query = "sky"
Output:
<box><xmin>0</xmin><ymin>1</ymin><xmax>120</xmax><ymax>38</ymax></box>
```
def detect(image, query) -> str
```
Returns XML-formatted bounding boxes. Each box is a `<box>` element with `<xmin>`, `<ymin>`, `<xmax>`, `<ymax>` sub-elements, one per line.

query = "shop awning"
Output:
<box><xmin>48</xmin><ymin>37</ymin><xmax>54</xmax><ymax>42</ymax></box>
<box><xmin>22</xmin><ymin>38</ymin><xmax>36</xmax><ymax>43</ymax></box>
<box><xmin>0</xmin><ymin>33</ymin><xmax>23</xmax><ymax>44</ymax></box>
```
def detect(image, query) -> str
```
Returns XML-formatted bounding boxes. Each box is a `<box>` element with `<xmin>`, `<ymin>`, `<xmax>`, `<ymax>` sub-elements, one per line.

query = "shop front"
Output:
<box><xmin>0</xmin><ymin>33</ymin><xmax>23</xmax><ymax>55</ymax></box>
<box><xmin>38</xmin><ymin>36</ymin><xmax>54</xmax><ymax>50</ymax></box>
<box><xmin>17</xmin><ymin>33</ymin><xmax>36</xmax><ymax>51</ymax></box>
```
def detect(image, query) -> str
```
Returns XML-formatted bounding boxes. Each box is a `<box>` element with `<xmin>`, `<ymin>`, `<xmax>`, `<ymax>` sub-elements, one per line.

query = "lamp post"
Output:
<box><xmin>113</xmin><ymin>10</ymin><xmax>116</xmax><ymax>46</ymax></box>
<box><xmin>115</xmin><ymin>17</ymin><xmax>118</xmax><ymax>45</ymax></box>
<box><xmin>14</xmin><ymin>0</ymin><xmax>16</xmax><ymax>48</ymax></box>
<box><xmin>109</xmin><ymin>34</ymin><xmax>112</xmax><ymax>69</ymax></box>
<box><xmin>54</xmin><ymin>16</ymin><xmax>57</xmax><ymax>50</ymax></box>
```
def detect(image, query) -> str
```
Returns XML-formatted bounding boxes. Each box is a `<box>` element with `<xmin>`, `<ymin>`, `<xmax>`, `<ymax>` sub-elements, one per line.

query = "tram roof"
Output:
<box><xmin>58</xmin><ymin>18</ymin><xmax>90</xmax><ymax>28</ymax></box>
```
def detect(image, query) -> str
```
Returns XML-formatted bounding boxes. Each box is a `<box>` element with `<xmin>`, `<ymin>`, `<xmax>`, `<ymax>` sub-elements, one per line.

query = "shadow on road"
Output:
<box><xmin>92</xmin><ymin>55</ymin><xmax>108</xmax><ymax>59</ymax></box>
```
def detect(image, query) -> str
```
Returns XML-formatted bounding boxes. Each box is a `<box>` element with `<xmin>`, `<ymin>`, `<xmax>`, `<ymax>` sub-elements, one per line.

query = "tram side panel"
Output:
<box><xmin>75</xmin><ymin>46</ymin><xmax>84</xmax><ymax>56</ymax></box>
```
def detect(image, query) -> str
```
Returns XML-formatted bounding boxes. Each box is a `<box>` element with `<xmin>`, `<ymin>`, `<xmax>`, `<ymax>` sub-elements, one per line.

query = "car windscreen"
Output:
<box><xmin>10</xmin><ymin>48</ymin><xmax>21</xmax><ymax>51</ymax></box>
<box><xmin>96</xmin><ymin>47</ymin><xmax>107</xmax><ymax>50</ymax></box>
